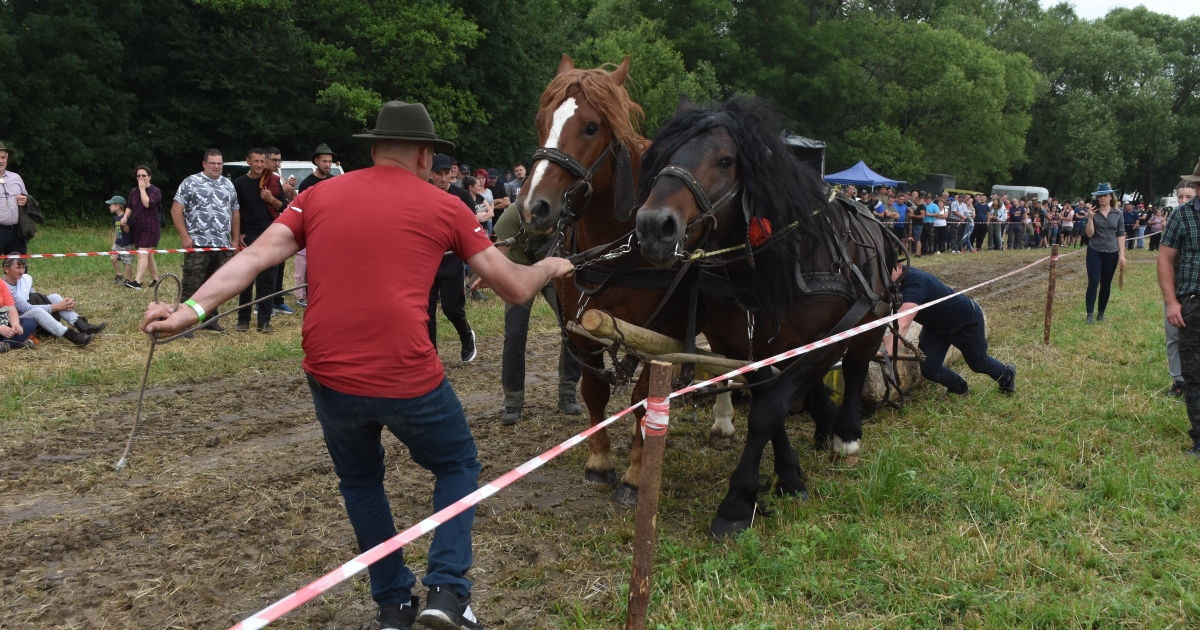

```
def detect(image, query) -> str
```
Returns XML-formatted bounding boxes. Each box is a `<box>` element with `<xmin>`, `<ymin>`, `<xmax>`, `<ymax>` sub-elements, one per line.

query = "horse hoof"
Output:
<box><xmin>584</xmin><ymin>469</ymin><xmax>617</xmax><ymax>485</ymax></box>
<box><xmin>709</xmin><ymin>516</ymin><xmax>753</xmax><ymax>539</ymax></box>
<box><xmin>613</xmin><ymin>483</ymin><xmax>639</xmax><ymax>506</ymax></box>
<box><xmin>709</xmin><ymin>434</ymin><xmax>734</xmax><ymax>449</ymax></box>
<box><xmin>831</xmin><ymin>436</ymin><xmax>860</xmax><ymax>466</ymax></box>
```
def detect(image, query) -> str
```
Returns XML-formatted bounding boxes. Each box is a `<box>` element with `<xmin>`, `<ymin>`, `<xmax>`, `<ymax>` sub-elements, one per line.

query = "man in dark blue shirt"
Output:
<box><xmin>1123</xmin><ymin>203</ymin><xmax>1140</xmax><ymax>250</ymax></box>
<box><xmin>889</xmin><ymin>265</ymin><xmax>1016</xmax><ymax>395</ymax></box>
<box><xmin>972</xmin><ymin>194</ymin><xmax>990</xmax><ymax>252</ymax></box>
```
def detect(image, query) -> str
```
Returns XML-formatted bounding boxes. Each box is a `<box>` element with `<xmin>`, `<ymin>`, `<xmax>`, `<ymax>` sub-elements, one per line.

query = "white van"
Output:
<box><xmin>992</xmin><ymin>185</ymin><xmax>1049</xmax><ymax>201</ymax></box>
<box><xmin>223</xmin><ymin>160</ymin><xmax>345</xmax><ymax>185</ymax></box>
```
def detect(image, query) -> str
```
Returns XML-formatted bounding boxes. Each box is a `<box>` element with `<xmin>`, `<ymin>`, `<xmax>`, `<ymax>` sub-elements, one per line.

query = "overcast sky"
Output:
<box><xmin>1049</xmin><ymin>0</ymin><xmax>1198</xmax><ymax>20</ymax></box>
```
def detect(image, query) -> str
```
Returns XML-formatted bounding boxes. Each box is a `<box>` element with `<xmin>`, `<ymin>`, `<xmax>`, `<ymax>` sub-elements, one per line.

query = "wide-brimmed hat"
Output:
<box><xmin>353</xmin><ymin>101</ymin><xmax>454</xmax><ymax>151</ymax></box>
<box><xmin>1182</xmin><ymin>157</ymin><xmax>1200</xmax><ymax>183</ymax></box>
<box><xmin>0</xmin><ymin>140</ymin><xmax>10</xmax><ymax>156</ymax></box>
<box><xmin>311</xmin><ymin>143</ymin><xmax>338</xmax><ymax>164</ymax></box>
<box><xmin>1092</xmin><ymin>182</ymin><xmax>1116</xmax><ymax>197</ymax></box>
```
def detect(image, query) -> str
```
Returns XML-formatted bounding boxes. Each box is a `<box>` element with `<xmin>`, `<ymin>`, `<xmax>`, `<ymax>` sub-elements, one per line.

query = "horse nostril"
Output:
<box><xmin>531</xmin><ymin>200</ymin><xmax>550</xmax><ymax>220</ymax></box>
<box><xmin>660</xmin><ymin>215</ymin><xmax>677</xmax><ymax>239</ymax></box>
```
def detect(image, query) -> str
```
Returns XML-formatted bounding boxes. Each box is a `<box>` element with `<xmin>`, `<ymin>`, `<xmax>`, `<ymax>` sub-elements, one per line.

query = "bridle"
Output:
<box><xmin>531</xmin><ymin>136</ymin><xmax>636</xmax><ymax>227</ymax></box>
<box><xmin>648</xmin><ymin>164</ymin><xmax>742</xmax><ymax>259</ymax></box>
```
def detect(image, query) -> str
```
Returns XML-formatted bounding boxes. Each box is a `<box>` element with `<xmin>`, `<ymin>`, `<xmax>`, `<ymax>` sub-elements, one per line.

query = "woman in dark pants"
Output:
<box><xmin>1084</xmin><ymin>182</ymin><xmax>1126</xmax><ymax>324</ymax></box>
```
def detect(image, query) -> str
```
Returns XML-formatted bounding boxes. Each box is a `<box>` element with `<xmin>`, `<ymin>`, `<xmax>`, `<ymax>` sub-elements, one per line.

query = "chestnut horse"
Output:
<box><xmin>635</xmin><ymin>97</ymin><xmax>900</xmax><ymax>536</ymax></box>
<box><xmin>518</xmin><ymin>55</ymin><xmax>735</xmax><ymax>504</ymax></box>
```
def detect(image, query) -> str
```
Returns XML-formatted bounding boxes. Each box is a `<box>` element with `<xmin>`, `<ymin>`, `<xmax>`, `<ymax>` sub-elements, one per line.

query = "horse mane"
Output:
<box><xmin>639</xmin><ymin>96</ymin><xmax>831</xmax><ymax>319</ymax></box>
<box><xmin>538</xmin><ymin>66</ymin><xmax>647</xmax><ymax>151</ymax></box>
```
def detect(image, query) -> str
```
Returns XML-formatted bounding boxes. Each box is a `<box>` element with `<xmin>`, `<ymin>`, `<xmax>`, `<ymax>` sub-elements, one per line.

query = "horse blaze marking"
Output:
<box><xmin>526</xmin><ymin>97</ymin><xmax>578</xmax><ymax>200</ymax></box>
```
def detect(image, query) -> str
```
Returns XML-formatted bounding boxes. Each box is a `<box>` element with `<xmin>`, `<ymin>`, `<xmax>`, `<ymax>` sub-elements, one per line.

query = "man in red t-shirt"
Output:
<box><xmin>142</xmin><ymin>101</ymin><xmax>574</xmax><ymax>630</ymax></box>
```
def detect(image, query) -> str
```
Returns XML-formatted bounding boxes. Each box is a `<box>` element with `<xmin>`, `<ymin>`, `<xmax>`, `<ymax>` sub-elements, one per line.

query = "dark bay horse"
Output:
<box><xmin>518</xmin><ymin>56</ymin><xmax>735</xmax><ymax>504</ymax></box>
<box><xmin>634</xmin><ymin>97</ymin><xmax>900</xmax><ymax>537</ymax></box>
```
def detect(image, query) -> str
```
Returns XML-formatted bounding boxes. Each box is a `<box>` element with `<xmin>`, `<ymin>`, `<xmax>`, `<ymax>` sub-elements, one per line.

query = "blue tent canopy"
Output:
<box><xmin>823</xmin><ymin>161</ymin><xmax>904</xmax><ymax>188</ymax></box>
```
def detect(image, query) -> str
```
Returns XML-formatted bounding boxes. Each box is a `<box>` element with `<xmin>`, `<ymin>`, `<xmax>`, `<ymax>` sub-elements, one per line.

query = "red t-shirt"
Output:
<box><xmin>277</xmin><ymin>165</ymin><xmax>493</xmax><ymax>398</ymax></box>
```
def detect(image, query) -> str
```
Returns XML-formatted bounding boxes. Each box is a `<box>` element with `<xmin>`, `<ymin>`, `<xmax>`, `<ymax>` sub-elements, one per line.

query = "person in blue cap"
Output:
<box><xmin>887</xmin><ymin>263</ymin><xmax>1016</xmax><ymax>396</ymax></box>
<box><xmin>1083</xmin><ymin>182</ymin><xmax>1126</xmax><ymax>324</ymax></box>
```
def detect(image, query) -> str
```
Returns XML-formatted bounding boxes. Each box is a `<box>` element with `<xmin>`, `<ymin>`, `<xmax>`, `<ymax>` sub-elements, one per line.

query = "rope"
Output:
<box><xmin>114</xmin><ymin>273</ymin><xmax>181</xmax><ymax>471</ymax></box>
<box><xmin>114</xmin><ymin>279</ymin><xmax>309</xmax><ymax>471</ymax></box>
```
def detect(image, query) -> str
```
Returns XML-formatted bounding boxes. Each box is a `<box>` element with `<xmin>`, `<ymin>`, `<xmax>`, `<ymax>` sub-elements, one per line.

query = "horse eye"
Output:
<box><xmin>584</xmin><ymin>124</ymin><xmax>599</xmax><ymax>136</ymax></box>
<box><xmin>719</xmin><ymin>157</ymin><xmax>734</xmax><ymax>168</ymax></box>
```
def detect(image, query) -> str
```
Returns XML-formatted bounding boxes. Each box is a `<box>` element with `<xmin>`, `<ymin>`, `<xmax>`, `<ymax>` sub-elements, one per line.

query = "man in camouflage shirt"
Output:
<box><xmin>1159</xmin><ymin>156</ymin><xmax>1200</xmax><ymax>458</ymax></box>
<box><xmin>171</xmin><ymin>149</ymin><xmax>239</xmax><ymax>319</ymax></box>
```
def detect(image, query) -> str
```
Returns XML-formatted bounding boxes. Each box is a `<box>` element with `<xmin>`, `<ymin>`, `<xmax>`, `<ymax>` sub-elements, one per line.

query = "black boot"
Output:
<box><xmin>74</xmin><ymin>316</ymin><xmax>107</xmax><ymax>335</ymax></box>
<box><xmin>63</xmin><ymin>329</ymin><xmax>94</xmax><ymax>347</ymax></box>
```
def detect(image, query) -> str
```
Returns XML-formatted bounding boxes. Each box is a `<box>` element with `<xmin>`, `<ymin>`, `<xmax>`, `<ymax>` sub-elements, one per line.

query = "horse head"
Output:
<box><xmin>519</xmin><ymin>54</ymin><xmax>643</xmax><ymax>235</ymax></box>
<box><xmin>636</xmin><ymin>96</ymin><xmax>744</xmax><ymax>267</ymax></box>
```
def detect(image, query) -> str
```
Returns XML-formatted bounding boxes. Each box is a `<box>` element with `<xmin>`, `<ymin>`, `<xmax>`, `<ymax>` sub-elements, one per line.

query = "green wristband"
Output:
<box><xmin>184</xmin><ymin>299</ymin><xmax>206</xmax><ymax>323</ymax></box>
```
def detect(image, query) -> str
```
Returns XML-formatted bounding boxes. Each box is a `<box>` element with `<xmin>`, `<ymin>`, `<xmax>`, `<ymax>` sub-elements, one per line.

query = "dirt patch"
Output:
<box><xmin>0</xmin><ymin>249</ymin><xmax>1140</xmax><ymax>629</ymax></box>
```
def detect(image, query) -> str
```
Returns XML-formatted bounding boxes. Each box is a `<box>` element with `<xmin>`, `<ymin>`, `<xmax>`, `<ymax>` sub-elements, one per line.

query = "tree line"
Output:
<box><xmin>0</xmin><ymin>0</ymin><xmax>1196</xmax><ymax>222</ymax></box>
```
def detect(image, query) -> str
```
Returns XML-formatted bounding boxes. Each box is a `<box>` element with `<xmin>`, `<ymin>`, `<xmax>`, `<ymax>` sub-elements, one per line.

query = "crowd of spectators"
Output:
<box><xmin>844</xmin><ymin>184</ymin><xmax>1168</xmax><ymax>257</ymax></box>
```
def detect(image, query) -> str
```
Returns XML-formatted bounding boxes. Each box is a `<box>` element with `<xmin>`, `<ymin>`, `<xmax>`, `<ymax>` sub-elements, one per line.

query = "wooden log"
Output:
<box><xmin>566</xmin><ymin>321</ymin><xmax>747</xmax><ymax>384</ymax></box>
<box><xmin>625</xmin><ymin>361</ymin><xmax>672</xmax><ymax>630</ymax></box>
<box><xmin>581</xmin><ymin>310</ymin><xmax>688</xmax><ymax>355</ymax></box>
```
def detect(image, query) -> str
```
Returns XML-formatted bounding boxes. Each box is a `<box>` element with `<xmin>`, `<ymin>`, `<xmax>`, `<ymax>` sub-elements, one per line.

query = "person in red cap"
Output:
<box><xmin>141</xmin><ymin>101</ymin><xmax>574</xmax><ymax>630</ymax></box>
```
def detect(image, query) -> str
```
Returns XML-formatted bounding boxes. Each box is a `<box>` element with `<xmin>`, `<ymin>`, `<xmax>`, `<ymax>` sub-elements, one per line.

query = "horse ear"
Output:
<box><xmin>675</xmin><ymin>95</ymin><xmax>694</xmax><ymax>116</ymax></box>
<box><xmin>557</xmin><ymin>54</ymin><xmax>575</xmax><ymax>75</ymax></box>
<box><xmin>611</xmin><ymin>55</ymin><xmax>631</xmax><ymax>85</ymax></box>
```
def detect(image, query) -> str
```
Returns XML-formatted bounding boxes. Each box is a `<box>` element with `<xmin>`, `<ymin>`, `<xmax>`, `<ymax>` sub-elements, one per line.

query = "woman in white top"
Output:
<box><xmin>933</xmin><ymin>198</ymin><xmax>949</xmax><ymax>254</ymax></box>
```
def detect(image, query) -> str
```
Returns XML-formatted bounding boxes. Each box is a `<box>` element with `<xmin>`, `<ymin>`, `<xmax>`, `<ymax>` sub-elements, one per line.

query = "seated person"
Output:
<box><xmin>2</xmin><ymin>256</ymin><xmax>105</xmax><ymax>347</ymax></box>
<box><xmin>0</xmin><ymin>274</ymin><xmax>36</xmax><ymax>352</ymax></box>
<box><xmin>886</xmin><ymin>263</ymin><xmax>1016</xmax><ymax>396</ymax></box>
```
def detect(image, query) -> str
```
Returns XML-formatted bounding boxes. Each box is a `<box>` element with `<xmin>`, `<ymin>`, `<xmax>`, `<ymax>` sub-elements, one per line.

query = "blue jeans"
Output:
<box><xmin>918</xmin><ymin>300</ymin><xmax>1007</xmax><ymax>392</ymax></box>
<box><xmin>307</xmin><ymin>374</ymin><xmax>481</xmax><ymax>606</ymax></box>
<box><xmin>2</xmin><ymin>316</ymin><xmax>37</xmax><ymax>348</ymax></box>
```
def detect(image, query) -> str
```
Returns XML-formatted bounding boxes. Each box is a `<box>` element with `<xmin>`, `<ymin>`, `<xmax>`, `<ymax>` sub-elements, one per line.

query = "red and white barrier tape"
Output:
<box><xmin>228</xmin><ymin>249</ymin><xmax>1066</xmax><ymax>629</ymax></box>
<box><xmin>6</xmin><ymin>247</ymin><xmax>235</xmax><ymax>259</ymax></box>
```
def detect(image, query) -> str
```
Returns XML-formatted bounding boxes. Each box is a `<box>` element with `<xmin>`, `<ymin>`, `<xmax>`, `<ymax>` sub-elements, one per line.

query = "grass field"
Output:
<box><xmin>3</xmin><ymin>227</ymin><xmax>1195</xmax><ymax>629</ymax></box>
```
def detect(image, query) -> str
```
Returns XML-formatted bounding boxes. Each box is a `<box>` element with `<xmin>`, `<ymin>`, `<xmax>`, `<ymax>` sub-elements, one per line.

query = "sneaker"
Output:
<box><xmin>273</xmin><ymin>303</ymin><xmax>295</xmax><ymax>315</ymax></box>
<box><xmin>257</xmin><ymin>323</ymin><xmax>275</xmax><ymax>334</ymax></box>
<box><xmin>461</xmin><ymin>330</ymin><xmax>477</xmax><ymax>363</ymax></box>
<box><xmin>236</xmin><ymin>322</ymin><xmax>250</xmax><ymax>333</ymax></box>
<box><xmin>998</xmin><ymin>363</ymin><xmax>1016</xmax><ymax>395</ymax></box>
<box><xmin>149</xmin><ymin>278</ymin><xmax>160</xmax><ymax>288</ymax></box>
<box><xmin>558</xmin><ymin>393</ymin><xmax>583</xmax><ymax>415</ymax></box>
<box><xmin>469</xmin><ymin>289</ymin><xmax>488</xmax><ymax>301</ymax></box>
<box><xmin>948</xmin><ymin>383</ymin><xmax>970</xmax><ymax>396</ymax></box>
<box><xmin>296</xmin><ymin>298</ymin><xmax>308</xmax><ymax>308</ymax></box>
<box><xmin>376</xmin><ymin>597</ymin><xmax>419</xmax><ymax>630</ymax></box>
<box><xmin>1169</xmin><ymin>381</ymin><xmax>1184</xmax><ymax>397</ymax></box>
<box><xmin>113</xmin><ymin>275</ymin><xmax>123</xmax><ymax>285</ymax></box>
<box><xmin>501</xmin><ymin>406</ymin><xmax>522</xmax><ymax>426</ymax></box>
<box><xmin>1188</xmin><ymin>442</ymin><xmax>1200</xmax><ymax>458</ymax></box>
<box><xmin>1097</xmin><ymin>312</ymin><xmax>1105</xmax><ymax>323</ymax></box>
<box><xmin>203</xmin><ymin>322</ymin><xmax>227</xmax><ymax>334</ymax></box>
<box><xmin>124</xmin><ymin>279</ymin><xmax>143</xmax><ymax>291</ymax></box>
<box><xmin>417</xmin><ymin>586</ymin><xmax>483</xmax><ymax>630</ymax></box>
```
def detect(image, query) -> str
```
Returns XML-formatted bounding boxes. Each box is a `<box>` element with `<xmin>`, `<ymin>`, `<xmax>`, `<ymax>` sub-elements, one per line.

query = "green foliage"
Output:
<box><xmin>2</xmin><ymin>0</ymin><xmax>1198</xmax><ymax>223</ymax></box>
<box><xmin>574</xmin><ymin>0</ymin><xmax>721</xmax><ymax>134</ymax></box>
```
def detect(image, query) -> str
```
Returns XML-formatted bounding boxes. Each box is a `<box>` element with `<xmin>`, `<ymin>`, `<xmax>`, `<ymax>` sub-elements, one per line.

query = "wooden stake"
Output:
<box><xmin>625</xmin><ymin>361</ymin><xmax>672</xmax><ymax>630</ymax></box>
<box><xmin>1119</xmin><ymin>263</ymin><xmax>1124</xmax><ymax>290</ymax></box>
<box><xmin>1044</xmin><ymin>244</ymin><xmax>1058</xmax><ymax>345</ymax></box>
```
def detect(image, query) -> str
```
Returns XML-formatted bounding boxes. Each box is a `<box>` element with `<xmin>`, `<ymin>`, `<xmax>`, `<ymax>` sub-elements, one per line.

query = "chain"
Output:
<box><xmin>574</xmin><ymin>234</ymin><xmax>635</xmax><ymax>271</ymax></box>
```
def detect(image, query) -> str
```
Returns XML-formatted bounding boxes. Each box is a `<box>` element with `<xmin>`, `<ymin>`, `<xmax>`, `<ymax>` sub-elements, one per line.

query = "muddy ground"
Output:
<box><xmin>0</xmin><ymin>250</ymin><xmax>1097</xmax><ymax>629</ymax></box>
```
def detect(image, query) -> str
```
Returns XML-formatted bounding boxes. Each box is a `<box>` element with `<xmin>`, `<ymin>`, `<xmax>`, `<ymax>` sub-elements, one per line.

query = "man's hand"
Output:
<box><xmin>16</xmin><ymin>194</ymin><xmax>27</xmax><ymax>207</ymax></box>
<box><xmin>1167</xmin><ymin>302</ymin><xmax>1185</xmax><ymax>328</ymax></box>
<box><xmin>536</xmin><ymin>256</ymin><xmax>575</xmax><ymax>278</ymax></box>
<box><xmin>141</xmin><ymin>301</ymin><xmax>198</xmax><ymax>336</ymax></box>
<box><xmin>237</xmin><ymin>234</ymin><xmax>247</xmax><ymax>250</ymax></box>
<box><xmin>180</xmin><ymin>234</ymin><xmax>195</xmax><ymax>250</ymax></box>
<box><xmin>260</xmin><ymin>188</ymin><xmax>275</xmax><ymax>202</ymax></box>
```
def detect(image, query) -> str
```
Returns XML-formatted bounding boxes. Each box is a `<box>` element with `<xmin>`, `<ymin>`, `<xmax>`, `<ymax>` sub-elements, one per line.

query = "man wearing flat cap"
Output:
<box><xmin>141</xmin><ymin>101</ymin><xmax>575</xmax><ymax>630</ymax></box>
<box><xmin>0</xmin><ymin>141</ymin><xmax>30</xmax><ymax>253</ymax></box>
<box><xmin>1160</xmin><ymin>156</ymin><xmax>1200</xmax><ymax>459</ymax></box>
<box><xmin>292</xmin><ymin>143</ymin><xmax>339</xmax><ymax>307</ymax></box>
